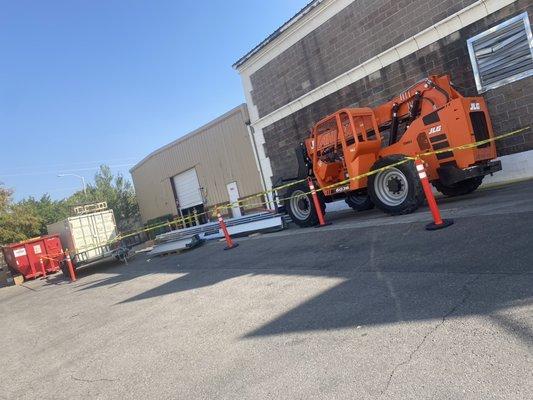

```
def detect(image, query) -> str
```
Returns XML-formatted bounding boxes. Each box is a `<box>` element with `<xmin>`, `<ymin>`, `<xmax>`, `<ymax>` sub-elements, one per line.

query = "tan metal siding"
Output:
<box><xmin>131</xmin><ymin>105</ymin><xmax>263</xmax><ymax>223</ymax></box>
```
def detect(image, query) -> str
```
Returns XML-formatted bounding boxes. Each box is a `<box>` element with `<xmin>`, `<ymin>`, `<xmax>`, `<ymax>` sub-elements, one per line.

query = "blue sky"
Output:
<box><xmin>0</xmin><ymin>0</ymin><xmax>309</xmax><ymax>200</ymax></box>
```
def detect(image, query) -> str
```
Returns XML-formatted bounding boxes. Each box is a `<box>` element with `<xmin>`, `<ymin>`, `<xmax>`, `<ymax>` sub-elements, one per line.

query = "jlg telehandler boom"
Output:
<box><xmin>285</xmin><ymin>75</ymin><xmax>502</xmax><ymax>227</ymax></box>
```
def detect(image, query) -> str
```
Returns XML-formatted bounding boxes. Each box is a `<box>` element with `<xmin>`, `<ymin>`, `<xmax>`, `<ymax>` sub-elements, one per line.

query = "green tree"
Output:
<box><xmin>18</xmin><ymin>194</ymin><xmax>70</xmax><ymax>235</ymax></box>
<box><xmin>0</xmin><ymin>184</ymin><xmax>42</xmax><ymax>244</ymax></box>
<box><xmin>0</xmin><ymin>185</ymin><xmax>10</xmax><ymax>212</ymax></box>
<box><xmin>1</xmin><ymin>166</ymin><xmax>141</xmax><ymax>241</ymax></box>
<box><xmin>64</xmin><ymin>166</ymin><xmax>140</xmax><ymax>230</ymax></box>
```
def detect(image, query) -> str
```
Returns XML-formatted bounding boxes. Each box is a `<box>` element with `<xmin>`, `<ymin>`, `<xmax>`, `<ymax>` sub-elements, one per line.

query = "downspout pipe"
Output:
<box><xmin>245</xmin><ymin>121</ymin><xmax>274</xmax><ymax>209</ymax></box>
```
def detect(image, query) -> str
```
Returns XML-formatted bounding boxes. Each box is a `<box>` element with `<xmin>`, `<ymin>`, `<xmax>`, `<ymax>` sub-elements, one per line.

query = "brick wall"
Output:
<box><xmin>262</xmin><ymin>1</ymin><xmax>533</xmax><ymax>183</ymax></box>
<box><xmin>250</xmin><ymin>0</ymin><xmax>479</xmax><ymax>118</ymax></box>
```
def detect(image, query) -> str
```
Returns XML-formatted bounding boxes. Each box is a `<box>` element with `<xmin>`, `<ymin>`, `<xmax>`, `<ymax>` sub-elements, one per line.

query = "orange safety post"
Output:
<box><xmin>216</xmin><ymin>210</ymin><xmax>239</xmax><ymax>250</ymax></box>
<box><xmin>39</xmin><ymin>257</ymin><xmax>47</xmax><ymax>278</ymax></box>
<box><xmin>415</xmin><ymin>158</ymin><xmax>454</xmax><ymax>230</ymax></box>
<box><xmin>64</xmin><ymin>250</ymin><xmax>77</xmax><ymax>282</ymax></box>
<box><xmin>307</xmin><ymin>178</ymin><xmax>331</xmax><ymax>227</ymax></box>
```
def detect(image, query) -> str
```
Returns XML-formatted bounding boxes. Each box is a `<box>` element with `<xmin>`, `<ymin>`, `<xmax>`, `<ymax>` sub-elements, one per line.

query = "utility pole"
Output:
<box><xmin>57</xmin><ymin>173</ymin><xmax>87</xmax><ymax>197</ymax></box>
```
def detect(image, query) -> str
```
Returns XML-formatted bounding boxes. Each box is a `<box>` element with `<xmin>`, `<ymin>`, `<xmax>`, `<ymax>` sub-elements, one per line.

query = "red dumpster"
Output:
<box><xmin>2</xmin><ymin>235</ymin><xmax>63</xmax><ymax>279</ymax></box>
<box><xmin>42</xmin><ymin>235</ymin><xmax>63</xmax><ymax>273</ymax></box>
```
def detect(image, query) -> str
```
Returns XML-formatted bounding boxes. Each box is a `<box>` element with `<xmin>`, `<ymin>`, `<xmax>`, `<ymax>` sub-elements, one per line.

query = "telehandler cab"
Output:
<box><xmin>284</xmin><ymin>75</ymin><xmax>502</xmax><ymax>227</ymax></box>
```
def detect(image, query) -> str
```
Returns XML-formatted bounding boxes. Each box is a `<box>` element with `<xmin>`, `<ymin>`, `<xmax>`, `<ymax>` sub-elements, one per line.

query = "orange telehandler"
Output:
<box><xmin>284</xmin><ymin>75</ymin><xmax>502</xmax><ymax>227</ymax></box>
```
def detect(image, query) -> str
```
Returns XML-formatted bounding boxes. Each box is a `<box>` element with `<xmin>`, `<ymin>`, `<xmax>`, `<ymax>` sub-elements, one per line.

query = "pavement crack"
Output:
<box><xmin>71</xmin><ymin>375</ymin><xmax>117</xmax><ymax>383</ymax></box>
<box><xmin>20</xmin><ymin>284</ymin><xmax>37</xmax><ymax>291</ymax></box>
<box><xmin>380</xmin><ymin>274</ymin><xmax>481</xmax><ymax>397</ymax></box>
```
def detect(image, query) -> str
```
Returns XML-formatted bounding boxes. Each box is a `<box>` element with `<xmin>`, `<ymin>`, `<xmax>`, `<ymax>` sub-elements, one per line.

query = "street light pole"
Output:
<box><xmin>57</xmin><ymin>173</ymin><xmax>87</xmax><ymax>196</ymax></box>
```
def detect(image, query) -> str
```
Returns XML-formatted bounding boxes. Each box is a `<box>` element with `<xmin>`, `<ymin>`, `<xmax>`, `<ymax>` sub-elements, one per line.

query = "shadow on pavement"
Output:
<box><xmin>99</xmin><ymin>260</ymin><xmax>532</xmax><ymax>345</ymax></box>
<box><xmin>117</xmin><ymin>269</ymin><xmax>245</xmax><ymax>303</ymax></box>
<box><xmin>243</xmin><ymin>271</ymin><xmax>533</xmax><ymax>343</ymax></box>
<box><xmin>68</xmin><ymin>186</ymin><xmax>533</xmax><ymax>345</ymax></box>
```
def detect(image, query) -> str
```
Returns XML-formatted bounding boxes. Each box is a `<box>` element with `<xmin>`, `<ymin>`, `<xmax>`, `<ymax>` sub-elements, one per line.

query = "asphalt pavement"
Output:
<box><xmin>0</xmin><ymin>180</ymin><xmax>532</xmax><ymax>399</ymax></box>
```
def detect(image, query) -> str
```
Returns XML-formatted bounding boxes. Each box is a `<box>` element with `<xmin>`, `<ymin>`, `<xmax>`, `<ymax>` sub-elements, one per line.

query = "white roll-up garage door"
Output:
<box><xmin>172</xmin><ymin>168</ymin><xmax>203</xmax><ymax>210</ymax></box>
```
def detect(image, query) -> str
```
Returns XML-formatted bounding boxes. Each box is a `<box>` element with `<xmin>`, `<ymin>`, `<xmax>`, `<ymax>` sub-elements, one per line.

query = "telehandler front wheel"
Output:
<box><xmin>368</xmin><ymin>155</ymin><xmax>424</xmax><ymax>215</ymax></box>
<box><xmin>284</xmin><ymin>182</ymin><xmax>325</xmax><ymax>227</ymax></box>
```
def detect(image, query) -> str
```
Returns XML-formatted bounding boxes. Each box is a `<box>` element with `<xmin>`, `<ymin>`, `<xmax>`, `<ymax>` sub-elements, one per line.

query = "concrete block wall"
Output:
<box><xmin>250</xmin><ymin>0</ymin><xmax>479</xmax><ymax>118</ymax></box>
<box><xmin>259</xmin><ymin>0</ymin><xmax>533</xmax><ymax>183</ymax></box>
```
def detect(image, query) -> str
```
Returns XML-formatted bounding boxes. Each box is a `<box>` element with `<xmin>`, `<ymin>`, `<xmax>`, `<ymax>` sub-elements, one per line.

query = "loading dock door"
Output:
<box><xmin>172</xmin><ymin>168</ymin><xmax>203</xmax><ymax>210</ymax></box>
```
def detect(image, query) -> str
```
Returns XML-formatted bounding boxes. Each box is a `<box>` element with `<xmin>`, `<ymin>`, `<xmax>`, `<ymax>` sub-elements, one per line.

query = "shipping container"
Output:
<box><xmin>2</xmin><ymin>235</ymin><xmax>63</xmax><ymax>279</ymax></box>
<box><xmin>47</xmin><ymin>210</ymin><xmax>118</xmax><ymax>265</ymax></box>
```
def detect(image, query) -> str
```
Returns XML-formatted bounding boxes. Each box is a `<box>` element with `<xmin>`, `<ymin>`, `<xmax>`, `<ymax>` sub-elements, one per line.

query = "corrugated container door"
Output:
<box><xmin>69</xmin><ymin>210</ymin><xmax>117</xmax><ymax>262</ymax></box>
<box><xmin>92</xmin><ymin>211</ymin><xmax>117</xmax><ymax>246</ymax></box>
<box><xmin>70</xmin><ymin>215</ymin><xmax>98</xmax><ymax>262</ymax></box>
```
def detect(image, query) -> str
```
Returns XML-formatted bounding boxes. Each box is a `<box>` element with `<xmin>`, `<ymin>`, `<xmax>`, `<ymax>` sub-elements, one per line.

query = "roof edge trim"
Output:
<box><xmin>130</xmin><ymin>104</ymin><xmax>248</xmax><ymax>173</ymax></box>
<box><xmin>232</xmin><ymin>0</ymin><xmax>324</xmax><ymax>69</ymax></box>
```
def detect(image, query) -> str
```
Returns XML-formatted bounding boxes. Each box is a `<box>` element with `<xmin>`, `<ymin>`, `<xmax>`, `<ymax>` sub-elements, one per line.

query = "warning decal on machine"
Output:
<box><xmin>13</xmin><ymin>248</ymin><xmax>27</xmax><ymax>257</ymax></box>
<box><xmin>33</xmin><ymin>244</ymin><xmax>42</xmax><ymax>254</ymax></box>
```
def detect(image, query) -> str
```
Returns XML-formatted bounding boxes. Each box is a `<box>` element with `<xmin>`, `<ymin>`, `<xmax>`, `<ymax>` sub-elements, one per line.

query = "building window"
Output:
<box><xmin>467</xmin><ymin>12</ymin><xmax>533</xmax><ymax>93</ymax></box>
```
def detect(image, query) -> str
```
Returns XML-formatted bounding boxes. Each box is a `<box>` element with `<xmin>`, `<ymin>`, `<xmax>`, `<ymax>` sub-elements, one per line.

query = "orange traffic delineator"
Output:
<box><xmin>307</xmin><ymin>178</ymin><xmax>331</xmax><ymax>228</ymax></box>
<box><xmin>415</xmin><ymin>159</ymin><xmax>453</xmax><ymax>230</ymax></box>
<box><xmin>39</xmin><ymin>257</ymin><xmax>47</xmax><ymax>279</ymax></box>
<box><xmin>64</xmin><ymin>250</ymin><xmax>77</xmax><ymax>282</ymax></box>
<box><xmin>217</xmin><ymin>211</ymin><xmax>239</xmax><ymax>250</ymax></box>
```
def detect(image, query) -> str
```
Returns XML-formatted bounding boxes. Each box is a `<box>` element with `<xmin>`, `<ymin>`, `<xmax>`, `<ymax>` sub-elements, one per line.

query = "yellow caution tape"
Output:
<box><xmin>69</xmin><ymin>126</ymin><xmax>529</xmax><ymax>255</ymax></box>
<box><xmin>418</xmin><ymin>127</ymin><xmax>529</xmax><ymax>157</ymax></box>
<box><xmin>247</xmin><ymin>126</ymin><xmax>530</xmax><ymax>197</ymax></box>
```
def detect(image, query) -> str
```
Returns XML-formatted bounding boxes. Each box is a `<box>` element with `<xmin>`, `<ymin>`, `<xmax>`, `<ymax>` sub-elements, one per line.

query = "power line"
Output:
<box><xmin>0</xmin><ymin>157</ymin><xmax>139</xmax><ymax>173</ymax></box>
<box><xmin>1</xmin><ymin>163</ymin><xmax>134</xmax><ymax>178</ymax></box>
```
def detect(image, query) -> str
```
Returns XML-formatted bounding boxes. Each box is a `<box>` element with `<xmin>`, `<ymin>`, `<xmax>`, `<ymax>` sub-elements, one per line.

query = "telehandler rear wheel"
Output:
<box><xmin>433</xmin><ymin>176</ymin><xmax>483</xmax><ymax>197</ymax></box>
<box><xmin>345</xmin><ymin>192</ymin><xmax>374</xmax><ymax>211</ymax></box>
<box><xmin>368</xmin><ymin>155</ymin><xmax>424</xmax><ymax>215</ymax></box>
<box><xmin>284</xmin><ymin>182</ymin><xmax>325</xmax><ymax>227</ymax></box>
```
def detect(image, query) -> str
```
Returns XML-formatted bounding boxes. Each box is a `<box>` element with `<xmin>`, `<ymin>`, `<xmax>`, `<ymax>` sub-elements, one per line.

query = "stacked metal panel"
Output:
<box><xmin>147</xmin><ymin>235</ymin><xmax>203</xmax><ymax>257</ymax></box>
<box><xmin>155</xmin><ymin>212</ymin><xmax>286</xmax><ymax>244</ymax></box>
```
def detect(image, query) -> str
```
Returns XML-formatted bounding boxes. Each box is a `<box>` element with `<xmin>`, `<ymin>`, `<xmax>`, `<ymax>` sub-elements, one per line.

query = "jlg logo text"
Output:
<box><xmin>428</xmin><ymin>125</ymin><xmax>442</xmax><ymax>135</ymax></box>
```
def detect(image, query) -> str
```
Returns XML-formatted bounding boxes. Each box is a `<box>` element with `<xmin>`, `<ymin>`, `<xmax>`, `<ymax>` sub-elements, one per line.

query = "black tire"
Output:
<box><xmin>345</xmin><ymin>191</ymin><xmax>374</xmax><ymax>211</ymax></box>
<box><xmin>59</xmin><ymin>260</ymin><xmax>69</xmax><ymax>277</ymax></box>
<box><xmin>368</xmin><ymin>155</ymin><xmax>424</xmax><ymax>215</ymax></box>
<box><xmin>60</xmin><ymin>259</ymin><xmax>78</xmax><ymax>276</ymax></box>
<box><xmin>433</xmin><ymin>176</ymin><xmax>483</xmax><ymax>197</ymax></box>
<box><xmin>284</xmin><ymin>181</ymin><xmax>325</xmax><ymax>227</ymax></box>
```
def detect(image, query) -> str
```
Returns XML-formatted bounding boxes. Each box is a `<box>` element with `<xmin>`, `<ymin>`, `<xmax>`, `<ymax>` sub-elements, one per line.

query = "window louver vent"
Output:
<box><xmin>467</xmin><ymin>12</ymin><xmax>533</xmax><ymax>92</ymax></box>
